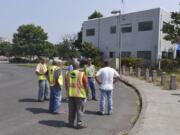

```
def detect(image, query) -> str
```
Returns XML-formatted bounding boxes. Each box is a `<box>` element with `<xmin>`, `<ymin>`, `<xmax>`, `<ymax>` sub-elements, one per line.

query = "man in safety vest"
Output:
<box><xmin>48</xmin><ymin>58</ymin><xmax>63</xmax><ymax>114</ymax></box>
<box><xmin>35</xmin><ymin>57</ymin><xmax>49</xmax><ymax>102</ymax></box>
<box><xmin>84</xmin><ymin>58</ymin><xmax>97</xmax><ymax>100</ymax></box>
<box><xmin>65</xmin><ymin>60</ymin><xmax>89</xmax><ymax>129</ymax></box>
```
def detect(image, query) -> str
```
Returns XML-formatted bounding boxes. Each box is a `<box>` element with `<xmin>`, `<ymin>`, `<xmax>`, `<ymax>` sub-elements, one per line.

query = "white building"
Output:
<box><xmin>0</xmin><ymin>37</ymin><xmax>9</xmax><ymax>44</ymax></box>
<box><xmin>82</xmin><ymin>8</ymin><xmax>176</xmax><ymax>65</ymax></box>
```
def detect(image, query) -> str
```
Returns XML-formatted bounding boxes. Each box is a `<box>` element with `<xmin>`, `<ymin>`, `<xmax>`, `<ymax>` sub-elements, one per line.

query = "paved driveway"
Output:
<box><xmin>0</xmin><ymin>64</ymin><xmax>137</xmax><ymax>135</ymax></box>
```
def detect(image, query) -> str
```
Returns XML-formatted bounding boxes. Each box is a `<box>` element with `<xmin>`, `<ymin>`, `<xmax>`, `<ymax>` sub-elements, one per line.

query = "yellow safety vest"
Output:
<box><xmin>38</xmin><ymin>75</ymin><xmax>47</xmax><ymax>80</ymax></box>
<box><xmin>48</xmin><ymin>65</ymin><xmax>63</xmax><ymax>87</ymax></box>
<box><xmin>66</xmin><ymin>70</ymin><xmax>87</xmax><ymax>98</ymax></box>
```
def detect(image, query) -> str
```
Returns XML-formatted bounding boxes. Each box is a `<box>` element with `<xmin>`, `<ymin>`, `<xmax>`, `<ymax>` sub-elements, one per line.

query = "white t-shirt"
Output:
<box><xmin>96</xmin><ymin>67</ymin><xmax>120</xmax><ymax>90</ymax></box>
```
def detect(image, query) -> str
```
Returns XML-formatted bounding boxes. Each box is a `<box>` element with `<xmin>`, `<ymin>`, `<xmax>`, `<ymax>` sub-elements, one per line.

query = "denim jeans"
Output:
<box><xmin>99</xmin><ymin>89</ymin><xmax>113</xmax><ymax>114</ymax></box>
<box><xmin>38</xmin><ymin>80</ymin><xmax>49</xmax><ymax>101</ymax></box>
<box><xmin>49</xmin><ymin>86</ymin><xmax>62</xmax><ymax>113</ymax></box>
<box><xmin>88</xmin><ymin>77</ymin><xmax>96</xmax><ymax>99</ymax></box>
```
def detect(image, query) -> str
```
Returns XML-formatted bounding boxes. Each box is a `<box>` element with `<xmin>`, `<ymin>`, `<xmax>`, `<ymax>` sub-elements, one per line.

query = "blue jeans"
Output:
<box><xmin>38</xmin><ymin>80</ymin><xmax>49</xmax><ymax>101</ymax></box>
<box><xmin>88</xmin><ymin>77</ymin><xmax>96</xmax><ymax>99</ymax></box>
<box><xmin>49</xmin><ymin>86</ymin><xmax>62</xmax><ymax>113</ymax></box>
<box><xmin>99</xmin><ymin>89</ymin><xmax>113</xmax><ymax>114</ymax></box>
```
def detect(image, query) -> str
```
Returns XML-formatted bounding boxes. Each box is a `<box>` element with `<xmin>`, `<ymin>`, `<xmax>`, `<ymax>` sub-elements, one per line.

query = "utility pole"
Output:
<box><xmin>111</xmin><ymin>10</ymin><xmax>122</xmax><ymax>74</ymax></box>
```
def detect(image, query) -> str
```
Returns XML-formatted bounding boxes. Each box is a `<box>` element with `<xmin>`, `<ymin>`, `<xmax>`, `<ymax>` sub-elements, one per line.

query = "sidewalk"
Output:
<box><xmin>123</xmin><ymin>76</ymin><xmax>180</xmax><ymax>135</ymax></box>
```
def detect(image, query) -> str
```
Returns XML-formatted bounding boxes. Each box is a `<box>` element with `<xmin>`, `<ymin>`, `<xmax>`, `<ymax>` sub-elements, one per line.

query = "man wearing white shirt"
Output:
<box><xmin>95</xmin><ymin>60</ymin><xmax>121</xmax><ymax>115</ymax></box>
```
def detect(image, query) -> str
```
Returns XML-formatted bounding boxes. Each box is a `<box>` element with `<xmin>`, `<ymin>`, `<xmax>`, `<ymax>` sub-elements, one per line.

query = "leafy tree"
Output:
<box><xmin>56</xmin><ymin>34</ymin><xmax>80</xmax><ymax>60</ymax></box>
<box><xmin>74</xmin><ymin>30</ymin><xmax>83</xmax><ymax>50</ymax></box>
<box><xmin>0</xmin><ymin>42</ymin><xmax>12</xmax><ymax>56</ymax></box>
<box><xmin>42</xmin><ymin>41</ymin><xmax>55</xmax><ymax>58</ymax></box>
<box><xmin>56</xmin><ymin>42</ymin><xmax>72</xmax><ymax>59</ymax></box>
<box><xmin>61</xmin><ymin>34</ymin><xmax>77</xmax><ymax>51</ymax></box>
<box><xmin>88</xmin><ymin>10</ymin><xmax>103</xmax><ymax>20</ymax></box>
<box><xmin>80</xmin><ymin>42</ymin><xmax>102</xmax><ymax>66</ymax></box>
<box><xmin>13</xmin><ymin>24</ymin><xmax>48</xmax><ymax>58</ymax></box>
<box><xmin>163</xmin><ymin>12</ymin><xmax>180</xmax><ymax>44</ymax></box>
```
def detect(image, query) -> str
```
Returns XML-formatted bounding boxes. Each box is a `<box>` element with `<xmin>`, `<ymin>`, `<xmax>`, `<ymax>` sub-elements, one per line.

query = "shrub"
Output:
<box><xmin>121</xmin><ymin>57</ymin><xmax>143</xmax><ymax>68</ymax></box>
<box><xmin>161</xmin><ymin>59</ymin><xmax>179</xmax><ymax>72</ymax></box>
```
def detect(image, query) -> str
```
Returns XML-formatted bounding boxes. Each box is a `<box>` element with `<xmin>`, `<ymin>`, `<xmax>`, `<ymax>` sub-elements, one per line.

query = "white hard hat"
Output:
<box><xmin>54</xmin><ymin>58</ymin><xmax>62</xmax><ymax>64</ymax></box>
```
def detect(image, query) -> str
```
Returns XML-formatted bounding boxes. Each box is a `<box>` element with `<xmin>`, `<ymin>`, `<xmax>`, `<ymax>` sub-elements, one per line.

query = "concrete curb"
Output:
<box><xmin>121</xmin><ymin>78</ymin><xmax>147</xmax><ymax>135</ymax></box>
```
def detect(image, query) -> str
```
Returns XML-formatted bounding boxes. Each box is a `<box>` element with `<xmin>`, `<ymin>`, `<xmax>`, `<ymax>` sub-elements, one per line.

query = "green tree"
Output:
<box><xmin>163</xmin><ymin>12</ymin><xmax>180</xmax><ymax>44</ymax></box>
<box><xmin>0</xmin><ymin>42</ymin><xmax>12</xmax><ymax>56</ymax></box>
<box><xmin>56</xmin><ymin>34</ymin><xmax>80</xmax><ymax>60</ymax></box>
<box><xmin>88</xmin><ymin>10</ymin><xmax>103</xmax><ymax>20</ymax></box>
<box><xmin>42</xmin><ymin>41</ymin><xmax>55</xmax><ymax>58</ymax></box>
<box><xmin>74</xmin><ymin>30</ymin><xmax>83</xmax><ymax>50</ymax></box>
<box><xmin>13</xmin><ymin>24</ymin><xmax>48</xmax><ymax>58</ymax></box>
<box><xmin>56</xmin><ymin>42</ymin><xmax>72</xmax><ymax>59</ymax></box>
<box><xmin>80</xmin><ymin>42</ymin><xmax>102</xmax><ymax>66</ymax></box>
<box><xmin>56</xmin><ymin>41</ymin><xmax>80</xmax><ymax>60</ymax></box>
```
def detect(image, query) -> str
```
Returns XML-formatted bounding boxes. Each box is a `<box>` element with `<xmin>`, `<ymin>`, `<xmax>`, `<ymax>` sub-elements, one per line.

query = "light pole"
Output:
<box><xmin>111</xmin><ymin>10</ymin><xmax>122</xmax><ymax>74</ymax></box>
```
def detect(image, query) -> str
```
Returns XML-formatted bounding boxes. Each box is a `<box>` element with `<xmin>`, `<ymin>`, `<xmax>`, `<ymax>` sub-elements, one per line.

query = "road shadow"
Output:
<box><xmin>85</xmin><ymin>110</ymin><xmax>98</xmax><ymax>115</ymax></box>
<box><xmin>26</xmin><ymin>107</ymin><xmax>49</xmax><ymax>114</ymax></box>
<box><xmin>39</xmin><ymin>120</ymin><xmax>67</xmax><ymax>128</ymax></box>
<box><xmin>171</xmin><ymin>93</ymin><xmax>180</xmax><ymax>96</ymax></box>
<box><xmin>19</xmin><ymin>98</ymin><xmax>37</xmax><ymax>102</ymax></box>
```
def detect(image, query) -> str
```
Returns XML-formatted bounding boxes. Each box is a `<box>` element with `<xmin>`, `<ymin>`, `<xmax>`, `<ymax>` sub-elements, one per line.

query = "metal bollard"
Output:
<box><xmin>152</xmin><ymin>70</ymin><xmax>157</xmax><ymax>82</ymax></box>
<box><xmin>137</xmin><ymin>68</ymin><xmax>141</xmax><ymax>78</ymax></box>
<box><xmin>160</xmin><ymin>72</ymin><xmax>166</xmax><ymax>86</ymax></box>
<box><xmin>145</xmin><ymin>68</ymin><xmax>149</xmax><ymax>81</ymax></box>
<box><xmin>170</xmin><ymin>74</ymin><xmax>176</xmax><ymax>90</ymax></box>
<box><xmin>129</xmin><ymin>67</ymin><xmax>133</xmax><ymax>76</ymax></box>
<box><xmin>122</xmin><ymin>65</ymin><xmax>126</xmax><ymax>75</ymax></box>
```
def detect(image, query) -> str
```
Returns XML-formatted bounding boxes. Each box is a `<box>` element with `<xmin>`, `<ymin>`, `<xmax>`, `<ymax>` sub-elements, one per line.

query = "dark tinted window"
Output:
<box><xmin>109</xmin><ymin>52</ymin><xmax>114</xmax><ymax>58</ymax></box>
<box><xmin>110</xmin><ymin>26</ymin><xmax>116</xmax><ymax>34</ymax></box>
<box><xmin>138</xmin><ymin>21</ymin><xmax>153</xmax><ymax>31</ymax></box>
<box><xmin>122</xmin><ymin>51</ymin><xmax>131</xmax><ymax>57</ymax></box>
<box><xmin>86</xmin><ymin>29</ymin><xmax>95</xmax><ymax>36</ymax></box>
<box><xmin>122</xmin><ymin>27</ymin><xmax>132</xmax><ymax>33</ymax></box>
<box><xmin>137</xmin><ymin>51</ymin><xmax>151</xmax><ymax>60</ymax></box>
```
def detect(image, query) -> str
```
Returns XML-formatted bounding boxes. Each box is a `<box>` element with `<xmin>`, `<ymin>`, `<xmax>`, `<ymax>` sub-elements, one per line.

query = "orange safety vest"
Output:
<box><xmin>66</xmin><ymin>70</ymin><xmax>87</xmax><ymax>98</ymax></box>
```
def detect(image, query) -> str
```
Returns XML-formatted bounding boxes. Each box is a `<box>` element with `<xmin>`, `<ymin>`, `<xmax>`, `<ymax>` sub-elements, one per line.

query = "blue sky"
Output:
<box><xmin>0</xmin><ymin>0</ymin><xmax>179</xmax><ymax>43</ymax></box>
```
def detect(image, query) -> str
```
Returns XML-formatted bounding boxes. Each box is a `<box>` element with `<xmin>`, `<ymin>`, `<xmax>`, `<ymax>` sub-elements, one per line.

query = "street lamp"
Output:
<box><xmin>111</xmin><ymin>10</ymin><xmax>122</xmax><ymax>74</ymax></box>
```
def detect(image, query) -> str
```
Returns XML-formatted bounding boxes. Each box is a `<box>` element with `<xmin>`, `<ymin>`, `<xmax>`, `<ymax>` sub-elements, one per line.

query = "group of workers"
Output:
<box><xmin>35</xmin><ymin>57</ymin><xmax>121</xmax><ymax>129</ymax></box>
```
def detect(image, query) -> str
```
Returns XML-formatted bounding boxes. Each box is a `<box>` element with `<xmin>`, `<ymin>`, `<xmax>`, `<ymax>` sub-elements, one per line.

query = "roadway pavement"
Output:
<box><xmin>0</xmin><ymin>64</ymin><xmax>138</xmax><ymax>135</ymax></box>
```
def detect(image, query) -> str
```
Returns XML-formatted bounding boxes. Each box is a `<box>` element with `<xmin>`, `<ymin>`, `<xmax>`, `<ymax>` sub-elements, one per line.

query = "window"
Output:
<box><xmin>168</xmin><ymin>52</ymin><xmax>173</xmax><ymax>59</ymax></box>
<box><xmin>122</xmin><ymin>51</ymin><xmax>131</xmax><ymax>57</ymax></box>
<box><xmin>137</xmin><ymin>51</ymin><xmax>151</xmax><ymax>60</ymax></box>
<box><xmin>109</xmin><ymin>52</ymin><xmax>114</xmax><ymax>58</ymax></box>
<box><xmin>138</xmin><ymin>21</ymin><xmax>153</xmax><ymax>31</ymax></box>
<box><xmin>122</xmin><ymin>27</ymin><xmax>132</xmax><ymax>33</ymax></box>
<box><xmin>100</xmin><ymin>52</ymin><xmax>104</xmax><ymax>56</ymax></box>
<box><xmin>162</xmin><ymin>51</ymin><xmax>168</xmax><ymax>59</ymax></box>
<box><xmin>110</xmin><ymin>26</ymin><xmax>116</xmax><ymax>34</ymax></box>
<box><xmin>86</xmin><ymin>29</ymin><xmax>95</xmax><ymax>36</ymax></box>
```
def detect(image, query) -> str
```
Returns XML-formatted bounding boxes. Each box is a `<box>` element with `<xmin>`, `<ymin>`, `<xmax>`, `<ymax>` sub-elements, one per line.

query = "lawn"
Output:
<box><xmin>17</xmin><ymin>63</ymin><xmax>68</xmax><ymax>70</ymax></box>
<box><xmin>17</xmin><ymin>63</ymin><xmax>37</xmax><ymax>68</ymax></box>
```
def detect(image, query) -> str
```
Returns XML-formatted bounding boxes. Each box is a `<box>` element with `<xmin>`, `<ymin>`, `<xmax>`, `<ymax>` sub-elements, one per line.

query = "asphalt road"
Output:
<box><xmin>0</xmin><ymin>64</ymin><xmax>138</xmax><ymax>135</ymax></box>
